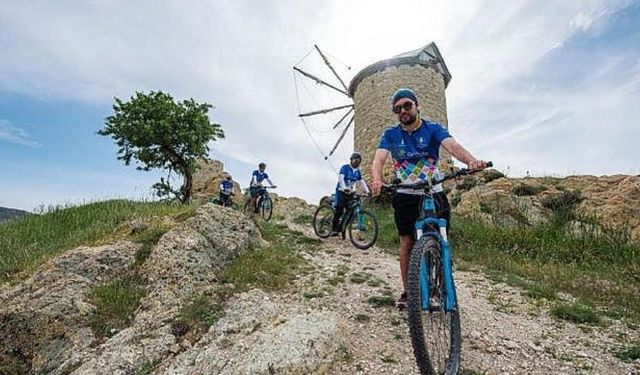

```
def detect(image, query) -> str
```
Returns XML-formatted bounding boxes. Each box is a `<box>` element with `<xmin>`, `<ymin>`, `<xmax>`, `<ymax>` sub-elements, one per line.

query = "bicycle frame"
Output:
<box><xmin>340</xmin><ymin>196</ymin><xmax>366</xmax><ymax>234</ymax></box>
<box><xmin>414</xmin><ymin>195</ymin><xmax>456</xmax><ymax>312</ymax></box>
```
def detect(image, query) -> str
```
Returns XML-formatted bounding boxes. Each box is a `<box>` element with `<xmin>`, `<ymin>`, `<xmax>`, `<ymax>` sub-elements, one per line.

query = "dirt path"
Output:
<box><xmin>281</xmin><ymin>219</ymin><xmax>639</xmax><ymax>375</ymax></box>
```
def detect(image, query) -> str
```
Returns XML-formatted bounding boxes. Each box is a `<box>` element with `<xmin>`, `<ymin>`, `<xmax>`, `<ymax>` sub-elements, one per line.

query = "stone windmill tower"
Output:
<box><xmin>349</xmin><ymin>43</ymin><xmax>453</xmax><ymax>181</ymax></box>
<box><xmin>294</xmin><ymin>42</ymin><xmax>452</xmax><ymax>182</ymax></box>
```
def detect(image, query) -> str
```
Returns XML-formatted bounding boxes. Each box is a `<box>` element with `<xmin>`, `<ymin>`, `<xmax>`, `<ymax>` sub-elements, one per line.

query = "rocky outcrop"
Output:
<box><xmin>159</xmin><ymin>290</ymin><xmax>340</xmax><ymax>374</ymax></box>
<box><xmin>0</xmin><ymin>204</ymin><xmax>263</xmax><ymax>375</ymax></box>
<box><xmin>192</xmin><ymin>159</ymin><xmax>241</xmax><ymax>200</ymax></box>
<box><xmin>450</xmin><ymin>173</ymin><xmax>640</xmax><ymax>240</ymax></box>
<box><xmin>272</xmin><ymin>194</ymin><xmax>316</xmax><ymax>222</ymax></box>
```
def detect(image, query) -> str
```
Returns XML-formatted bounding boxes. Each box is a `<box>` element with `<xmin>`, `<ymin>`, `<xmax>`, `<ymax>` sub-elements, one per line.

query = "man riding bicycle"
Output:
<box><xmin>370</xmin><ymin>88</ymin><xmax>488</xmax><ymax>309</ymax></box>
<box><xmin>219</xmin><ymin>174</ymin><xmax>235</xmax><ymax>206</ymax></box>
<box><xmin>250</xmin><ymin>162</ymin><xmax>276</xmax><ymax>213</ymax></box>
<box><xmin>330</xmin><ymin>152</ymin><xmax>371</xmax><ymax>236</ymax></box>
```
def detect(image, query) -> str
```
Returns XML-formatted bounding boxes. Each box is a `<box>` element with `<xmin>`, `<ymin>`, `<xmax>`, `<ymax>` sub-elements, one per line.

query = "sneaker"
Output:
<box><xmin>396</xmin><ymin>292</ymin><xmax>407</xmax><ymax>310</ymax></box>
<box><xmin>329</xmin><ymin>231</ymin><xmax>340</xmax><ymax>237</ymax></box>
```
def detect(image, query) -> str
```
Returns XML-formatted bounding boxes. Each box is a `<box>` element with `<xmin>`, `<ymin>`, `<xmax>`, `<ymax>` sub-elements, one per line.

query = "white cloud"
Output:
<box><xmin>0</xmin><ymin>119</ymin><xmax>40</xmax><ymax>147</ymax></box>
<box><xmin>0</xmin><ymin>0</ymin><xmax>638</xmax><ymax>208</ymax></box>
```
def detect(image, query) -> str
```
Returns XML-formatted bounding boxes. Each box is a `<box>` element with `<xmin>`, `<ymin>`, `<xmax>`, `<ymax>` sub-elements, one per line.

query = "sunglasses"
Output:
<box><xmin>393</xmin><ymin>101</ymin><xmax>414</xmax><ymax>114</ymax></box>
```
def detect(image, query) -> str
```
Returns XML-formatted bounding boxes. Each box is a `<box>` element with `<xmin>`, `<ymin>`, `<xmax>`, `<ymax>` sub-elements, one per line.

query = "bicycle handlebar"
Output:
<box><xmin>382</xmin><ymin>162</ymin><xmax>493</xmax><ymax>193</ymax></box>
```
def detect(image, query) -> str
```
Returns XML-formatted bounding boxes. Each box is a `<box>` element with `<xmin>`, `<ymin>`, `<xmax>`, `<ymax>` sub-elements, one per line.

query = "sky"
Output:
<box><xmin>1</xmin><ymin>0</ymin><xmax>639</xmax><ymax>211</ymax></box>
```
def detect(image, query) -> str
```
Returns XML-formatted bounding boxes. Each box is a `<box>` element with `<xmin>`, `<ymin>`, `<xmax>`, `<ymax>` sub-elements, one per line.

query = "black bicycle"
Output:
<box><xmin>210</xmin><ymin>193</ymin><xmax>237</xmax><ymax>208</ymax></box>
<box><xmin>244</xmin><ymin>186</ymin><xmax>275</xmax><ymax>221</ymax></box>
<box><xmin>382</xmin><ymin>163</ymin><xmax>491</xmax><ymax>375</ymax></box>
<box><xmin>312</xmin><ymin>193</ymin><xmax>378</xmax><ymax>250</ymax></box>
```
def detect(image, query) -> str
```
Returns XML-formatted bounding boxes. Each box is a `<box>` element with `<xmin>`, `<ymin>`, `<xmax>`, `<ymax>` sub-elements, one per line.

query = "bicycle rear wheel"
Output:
<box><xmin>347</xmin><ymin>210</ymin><xmax>378</xmax><ymax>250</ymax></box>
<box><xmin>313</xmin><ymin>204</ymin><xmax>334</xmax><ymax>238</ymax></box>
<box><xmin>407</xmin><ymin>236</ymin><xmax>461</xmax><ymax>375</ymax></box>
<box><xmin>261</xmin><ymin>197</ymin><xmax>273</xmax><ymax>221</ymax></box>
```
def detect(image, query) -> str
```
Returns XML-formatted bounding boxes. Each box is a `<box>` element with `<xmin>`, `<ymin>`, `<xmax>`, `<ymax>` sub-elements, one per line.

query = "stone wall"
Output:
<box><xmin>352</xmin><ymin>64</ymin><xmax>451</xmax><ymax>182</ymax></box>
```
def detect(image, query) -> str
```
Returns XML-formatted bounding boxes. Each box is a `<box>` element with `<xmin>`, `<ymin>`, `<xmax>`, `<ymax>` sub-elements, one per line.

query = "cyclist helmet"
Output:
<box><xmin>258</xmin><ymin>162</ymin><xmax>266</xmax><ymax>169</ymax></box>
<box><xmin>350</xmin><ymin>152</ymin><xmax>362</xmax><ymax>161</ymax></box>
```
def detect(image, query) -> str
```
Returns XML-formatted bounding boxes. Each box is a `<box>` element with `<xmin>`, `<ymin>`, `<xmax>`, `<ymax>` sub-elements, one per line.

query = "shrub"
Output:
<box><xmin>512</xmin><ymin>184</ymin><xmax>546</xmax><ymax>196</ymax></box>
<box><xmin>482</xmin><ymin>169</ymin><xmax>505</xmax><ymax>183</ymax></box>
<box><xmin>541</xmin><ymin>190</ymin><xmax>583</xmax><ymax>211</ymax></box>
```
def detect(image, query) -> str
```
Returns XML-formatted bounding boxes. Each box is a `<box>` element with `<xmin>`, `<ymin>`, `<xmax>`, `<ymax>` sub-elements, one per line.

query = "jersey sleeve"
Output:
<box><xmin>432</xmin><ymin>123</ymin><xmax>452</xmax><ymax>144</ymax></box>
<box><xmin>338</xmin><ymin>165</ymin><xmax>349</xmax><ymax>190</ymax></box>
<box><xmin>377</xmin><ymin>128</ymin><xmax>393</xmax><ymax>150</ymax></box>
<box><xmin>356</xmin><ymin>179</ymin><xmax>370</xmax><ymax>194</ymax></box>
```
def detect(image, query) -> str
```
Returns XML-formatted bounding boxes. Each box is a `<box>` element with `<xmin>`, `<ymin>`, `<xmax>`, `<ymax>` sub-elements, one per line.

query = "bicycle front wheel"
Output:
<box><xmin>261</xmin><ymin>197</ymin><xmax>273</xmax><ymax>221</ymax></box>
<box><xmin>243</xmin><ymin>199</ymin><xmax>254</xmax><ymax>215</ymax></box>
<box><xmin>347</xmin><ymin>210</ymin><xmax>378</xmax><ymax>250</ymax></box>
<box><xmin>313</xmin><ymin>204</ymin><xmax>334</xmax><ymax>238</ymax></box>
<box><xmin>407</xmin><ymin>236</ymin><xmax>461</xmax><ymax>375</ymax></box>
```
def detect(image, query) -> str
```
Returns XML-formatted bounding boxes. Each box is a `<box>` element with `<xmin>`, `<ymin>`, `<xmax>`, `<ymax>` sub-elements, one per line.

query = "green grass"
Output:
<box><xmin>89</xmin><ymin>275</ymin><xmax>147</xmax><ymax>337</ymax></box>
<box><xmin>293</xmin><ymin>212</ymin><xmax>313</xmax><ymax>225</ymax></box>
<box><xmin>451</xmin><ymin>214</ymin><xmax>640</xmax><ymax>322</ymax></box>
<box><xmin>367</xmin><ymin>295</ymin><xmax>395</xmax><ymax>308</ymax></box>
<box><xmin>0</xmin><ymin>199</ymin><xmax>198</xmax><ymax>281</ymax></box>
<box><xmin>523</xmin><ymin>283</ymin><xmax>558</xmax><ymax>300</ymax></box>
<box><xmin>371</xmin><ymin>203</ymin><xmax>640</xmax><ymax>322</ymax></box>
<box><xmin>614</xmin><ymin>341</ymin><xmax>640</xmax><ymax>362</ymax></box>
<box><xmin>132</xmin><ymin>225</ymin><xmax>170</xmax><ymax>268</ymax></box>
<box><xmin>369</xmin><ymin>205</ymin><xmax>398</xmax><ymax>253</ymax></box>
<box><xmin>136</xmin><ymin>359</ymin><xmax>161</xmax><ymax>375</ymax></box>
<box><xmin>349</xmin><ymin>272</ymin><xmax>370</xmax><ymax>284</ymax></box>
<box><xmin>219</xmin><ymin>222</ymin><xmax>315</xmax><ymax>293</ymax></box>
<box><xmin>380</xmin><ymin>354</ymin><xmax>397</xmax><ymax>363</ymax></box>
<box><xmin>172</xmin><ymin>294</ymin><xmax>222</xmax><ymax>337</ymax></box>
<box><xmin>551</xmin><ymin>302</ymin><xmax>601</xmax><ymax>325</ymax></box>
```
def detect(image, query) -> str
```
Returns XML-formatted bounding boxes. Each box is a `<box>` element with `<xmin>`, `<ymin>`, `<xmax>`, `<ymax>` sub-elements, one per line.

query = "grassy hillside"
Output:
<box><xmin>370</xmin><ymin>204</ymin><xmax>640</xmax><ymax>323</ymax></box>
<box><xmin>0</xmin><ymin>199</ymin><xmax>198</xmax><ymax>282</ymax></box>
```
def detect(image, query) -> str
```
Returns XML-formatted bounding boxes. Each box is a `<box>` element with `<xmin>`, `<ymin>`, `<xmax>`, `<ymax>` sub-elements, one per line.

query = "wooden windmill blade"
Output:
<box><xmin>293</xmin><ymin>45</ymin><xmax>355</xmax><ymax>161</ymax></box>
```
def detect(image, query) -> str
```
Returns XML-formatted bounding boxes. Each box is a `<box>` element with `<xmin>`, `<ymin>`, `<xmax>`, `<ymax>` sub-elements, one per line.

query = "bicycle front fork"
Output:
<box><xmin>419</xmin><ymin>238</ymin><xmax>457</xmax><ymax>312</ymax></box>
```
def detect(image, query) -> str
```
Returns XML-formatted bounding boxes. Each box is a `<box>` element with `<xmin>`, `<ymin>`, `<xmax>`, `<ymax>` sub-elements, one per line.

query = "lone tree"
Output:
<box><xmin>99</xmin><ymin>91</ymin><xmax>224</xmax><ymax>203</ymax></box>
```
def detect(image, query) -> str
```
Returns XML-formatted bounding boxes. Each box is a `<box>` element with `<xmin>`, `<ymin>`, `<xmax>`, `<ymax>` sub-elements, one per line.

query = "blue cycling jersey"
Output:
<box><xmin>378</xmin><ymin>119</ymin><xmax>451</xmax><ymax>184</ymax></box>
<box><xmin>251</xmin><ymin>170</ymin><xmax>269</xmax><ymax>185</ymax></box>
<box><xmin>220</xmin><ymin>180</ymin><xmax>233</xmax><ymax>189</ymax></box>
<box><xmin>336</xmin><ymin>164</ymin><xmax>364</xmax><ymax>191</ymax></box>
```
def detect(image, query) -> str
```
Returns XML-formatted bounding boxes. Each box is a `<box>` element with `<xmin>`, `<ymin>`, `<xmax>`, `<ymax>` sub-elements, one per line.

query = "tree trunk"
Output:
<box><xmin>181</xmin><ymin>167</ymin><xmax>193</xmax><ymax>204</ymax></box>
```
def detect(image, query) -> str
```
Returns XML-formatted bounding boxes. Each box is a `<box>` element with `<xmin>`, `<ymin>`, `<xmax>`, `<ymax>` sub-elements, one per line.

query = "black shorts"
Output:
<box><xmin>391</xmin><ymin>192</ymin><xmax>451</xmax><ymax>237</ymax></box>
<box><xmin>249</xmin><ymin>187</ymin><xmax>265</xmax><ymax>198</ymax></box>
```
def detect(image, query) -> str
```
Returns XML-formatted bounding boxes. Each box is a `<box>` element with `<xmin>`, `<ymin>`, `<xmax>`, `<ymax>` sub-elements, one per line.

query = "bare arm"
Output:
<box><xmin>371</xmin><ymin>149</ymin><xmax>390</xmax><ymax>196</ymax></box>
<box><xmin>441</xmin><ymin>138</ymin><xmax>486</xmax><ymax>169</ymax></box>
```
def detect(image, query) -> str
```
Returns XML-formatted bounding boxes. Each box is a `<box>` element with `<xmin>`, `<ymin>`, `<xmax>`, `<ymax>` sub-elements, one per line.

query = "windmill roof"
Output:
<box><xmin>348</xmin><ymin>42</ymin><xmax>452</xmax><ymax>96</ymax></box>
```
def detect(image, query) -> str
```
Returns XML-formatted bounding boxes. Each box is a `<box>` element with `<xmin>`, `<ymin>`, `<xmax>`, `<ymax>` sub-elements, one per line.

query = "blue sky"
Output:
<box><xmin>1</xmin><ymin>0</ymin><xmax>639</xmax><ymax>211</ymax></box>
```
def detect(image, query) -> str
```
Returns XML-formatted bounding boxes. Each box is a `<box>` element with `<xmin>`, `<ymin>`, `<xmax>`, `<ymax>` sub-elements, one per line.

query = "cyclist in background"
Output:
<box><xmin>331</xmin><ymin>152</ymin><xmax>370</xmax><ymax>236</ymax></box>
<box><xmin>219</xmin><ymin>175</ymin><xmax>235</xmax><ymax>207</ymax></box>
<box><xmin>250</xmin><ymin>162</ymin><xmax>276</xmax><ymax>213</ymax></box>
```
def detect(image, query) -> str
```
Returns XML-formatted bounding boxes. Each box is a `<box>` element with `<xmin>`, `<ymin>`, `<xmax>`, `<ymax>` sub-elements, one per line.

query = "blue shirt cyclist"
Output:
<box><xmin>371</xmin><ymin>88</ymin><xmax>488</xmax><ymax>309</ymax></box>
<box><xmin>331</xmin><ymin>152</ymin><xmax>370</xmax><ymax>235</ymax></box>
<box><xmin>249</xmin><ymin>162</ymin><xmax>276</xmax><ymax>213</ymax></box>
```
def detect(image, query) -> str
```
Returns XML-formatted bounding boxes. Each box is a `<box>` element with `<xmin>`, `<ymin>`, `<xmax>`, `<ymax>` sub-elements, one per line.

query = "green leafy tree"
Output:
<box><xmin>98</xmin><ymin>91</ymin><xmax>224</xmax><ymax>203</ymax></box>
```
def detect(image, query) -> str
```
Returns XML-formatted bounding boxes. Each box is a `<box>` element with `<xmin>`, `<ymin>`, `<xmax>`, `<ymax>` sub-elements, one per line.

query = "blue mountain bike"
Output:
<box><xmin>383</xmin><ymin>163</ymin><xmax>491</xmax><ymax>375</ymax></box>
<box><xmin>244</xmin><ymin>186</ymin><xmax>276</xmax><ymax>221</ymax></box>
<box><xmin>312</xmin><ymin>194</ymin><xmax>379</xmax><ymax>250</ymax></box>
